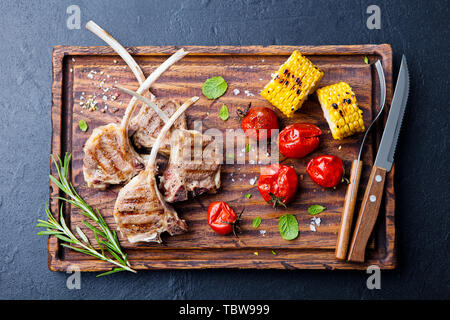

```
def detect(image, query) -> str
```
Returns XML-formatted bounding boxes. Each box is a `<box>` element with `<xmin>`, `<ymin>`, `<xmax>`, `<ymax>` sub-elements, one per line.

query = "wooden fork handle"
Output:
<box><xmin>348</xmin><ymin>165</ymin><xmax>387</xmax><ymax>262</ymax></box>
<box><xmin>335</xmin><ymin>160</ymin><xmax>363</xmax><ymax>260</ymax></box>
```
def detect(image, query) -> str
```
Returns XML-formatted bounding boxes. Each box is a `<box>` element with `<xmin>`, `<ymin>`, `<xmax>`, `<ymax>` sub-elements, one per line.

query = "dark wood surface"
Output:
<box><xmin>50</xmin><ymin>45</ymin><xmax>395</xmax><ymax>271</ymax></box>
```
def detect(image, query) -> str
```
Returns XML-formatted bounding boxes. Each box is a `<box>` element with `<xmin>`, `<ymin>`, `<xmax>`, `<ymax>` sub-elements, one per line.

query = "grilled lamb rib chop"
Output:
<box><xmin>128</xmin><ymin>97</ymin><xmax>187</xmax><ymax>155</ymax></box>
<box><xmin>82</xmin><ymin>43</ymin><xmax>188</xmax><ymax>188</ymax></box>
<box><xmin>118</xmin><ymin>88</ymin><xmax>222</xmax><ymax>203</ymax></box>
<box><xmin>115</xmin><ymin>85</ymin><xmax>187</xmax><ymax>155</ymax></box>
<box><xmin>114</xmin><ymin>97</ymin><xmax>199</xmax><ymax>243</ymax></box>
<box><xmin>83</xmin><ymin>124</ymin><xmax>145</xmax><ymax>189</ymax></box>
<box><xmin>161</xmin><ymin>129</ymin><xmax>221</xmax><ymax>202</ymax></box>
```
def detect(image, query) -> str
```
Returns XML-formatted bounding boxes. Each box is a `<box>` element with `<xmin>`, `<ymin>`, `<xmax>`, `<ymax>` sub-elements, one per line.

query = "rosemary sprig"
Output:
<box><xmin>37</xmin><ymin>153</ymin><xmax>136</xmax><ymax>277</ymax></box>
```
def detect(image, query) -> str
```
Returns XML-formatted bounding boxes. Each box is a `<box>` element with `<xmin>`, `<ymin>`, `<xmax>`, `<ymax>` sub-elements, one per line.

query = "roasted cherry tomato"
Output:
<box><xmin>207</xmin><ymin>201</ymin><xmax>238</xmax><ymax>235</ymax></box>
<box><xmin>278</xmin><ymin>123</ymin><xmax>322</xmax><ymax>158</ymax></box>
<box><xmin>258</xmin><ymin>164</ymin><xmax>298</xmax><ymax>207</ymax></box>
<box><xmin>306</xmin><ymin>155</ymin><xmax>344</xmax><ymax>188</ymax></box>
<box><xmin>241</xmin><ymin>106</ymin><xmax>279</xmax><ymax>140</ymax></box>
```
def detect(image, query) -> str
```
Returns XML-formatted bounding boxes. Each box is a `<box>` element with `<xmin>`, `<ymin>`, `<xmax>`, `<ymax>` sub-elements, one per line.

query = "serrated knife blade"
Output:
<box><xmin>374</xmin><ymin>55</ymin><xmax>409</xmax><ymax>171</ymax></box>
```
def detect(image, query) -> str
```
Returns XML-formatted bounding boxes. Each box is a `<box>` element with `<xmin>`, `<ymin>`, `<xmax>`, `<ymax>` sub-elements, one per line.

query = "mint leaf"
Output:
<box><xmin>278</xmin><ymin>214</ymin><xmax>299</xmax><ymax>240</ymax></box>
<box><xmin>364</xmin><ymin>56</ymin><xmax>369</xmax><ymax>64</ymax></box>
<box><xmin>202</xmin><ymin>76</ymin><xmax>228</xmax><ymax>99</ymax></box>
<box><xmin>245</xmin><ymin>143</ymin><xmax>250</xmax><ymax>153</ymax></box>
<box><xmin>308</xmin><ymin>205</ymin><xmax>326</xmax><ymax>215</ymax></box>
<box><xmin>272</xmin><ymin>250</ymin><xmax>277</xmax><ymax>255</ymax></box>
<box><xmin>78</xmin><ymin>119</ymin><xmax>88</xmax><ymax>132</ymax></box>
<box><xmin>219</xmin><ymin>104</ymin><xmax>229</xmax><ymax>121</ymax></box>
<box><xmin>252</xmin><ymin>217</ymin><xmax>261</xmax><ymax>228</ymax></box>
<box><xmin>245</xmin><ymin>193</ymin><xmax>252</xmax><ymax>199</ymax></box>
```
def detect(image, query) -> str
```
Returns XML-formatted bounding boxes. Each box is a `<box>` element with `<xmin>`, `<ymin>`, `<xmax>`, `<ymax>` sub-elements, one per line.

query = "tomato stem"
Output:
<box><xmin>268</xmin><ymin>192</ymin><xmax>287</xmax><ymax>209</ymax></box>
<box><xmin>236</xmin><ymin>102</ymin><xmax>251</xmax><ymax>119</ymax></box>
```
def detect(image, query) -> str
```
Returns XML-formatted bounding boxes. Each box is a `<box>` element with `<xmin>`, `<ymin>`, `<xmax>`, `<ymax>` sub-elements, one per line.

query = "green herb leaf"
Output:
<box><xmin>78</xmin><ymin>119</ymin><xmax>88</xmax><ymax>132</ymax></box>
<box><xmin>202</xmin><ymin>76</ymin><xmax>228</xmax><ymax>99</ymax></box>
<box><xmin>272</xmin><ymin>250</ymin><xmax>277</xmax><ymax>255</ymax></box>
<box><xmin>245</xmin><ymin>143</ymin><xmax>250</xmax><ymax>153</ymax></box>
<box><xmin>219</xmin><ymin>104</ymin><xmax>229</xmax><ymax>121</ymax></box>
<box><xmin>308</xmin><ymin>205</ymin><xmax>326</xmax><ymax>215</ymax></box>
<box><xmin>76</xmin><ymin>226</ymin><xmax>90</xmax><ymax>244</ymax></box>
<box><xmin>364</xmin><ymin>56</ymin><xmax>369</xmax><ymax>64</ymax></box>
<box><xmin>37</xmin><ymin>153</ymin><xmax>136</xmax><ymax>276</ymax></box>
<box><xmin>96</xmin><ymin>268</ymin><xmax>126</xmax><ymax>278</ymax></box>
<box><xmin>252</xmin><ymin>217</ymin><xmax>262</xmax><ymax>229</ymax></box>
<box><xmin>245</xmin><ymin>193</ymin><xmax>252</xmax><ymax>199</ymax></box>
<box><xmin>278</xmin><ymin>214</ymin><xmax>299</xmax><ymax>240</ymax></box>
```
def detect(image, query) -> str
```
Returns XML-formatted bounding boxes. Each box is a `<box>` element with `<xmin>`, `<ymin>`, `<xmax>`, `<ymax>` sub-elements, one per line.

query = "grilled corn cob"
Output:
<box><xmin>261</xmin><ymin>51</ymin><xmax>324</xmax><ymax>117</ymax></box>
<box><xmin>316</xmin><ymin>82</ymin><xmax>365</xmax><ymax>140</ymax></box>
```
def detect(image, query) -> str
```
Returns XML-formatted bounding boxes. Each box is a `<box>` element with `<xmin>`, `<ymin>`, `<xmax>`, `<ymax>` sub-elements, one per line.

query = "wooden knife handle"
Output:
<box><xmin>335</xmin><ymin>160</ymin><xmax>363</xmax><ymax>260</ymax></box>
<box><xmin>348</xmin><ymin>165</ymin><xmax>387</xmax><ymax>262</ymax></box>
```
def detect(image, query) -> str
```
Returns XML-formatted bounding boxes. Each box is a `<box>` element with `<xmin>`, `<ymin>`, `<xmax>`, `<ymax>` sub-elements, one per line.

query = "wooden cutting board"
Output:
<box><xmin>49</xmin><ymin>45</ymin><xmax>395</xmax><ymax>271</ymax></box>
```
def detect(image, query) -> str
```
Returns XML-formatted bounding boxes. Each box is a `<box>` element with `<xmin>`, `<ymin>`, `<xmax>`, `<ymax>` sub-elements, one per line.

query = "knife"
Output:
<box><xmin>348</xmin><ymin>55</ymin><xmax>409</xmax><ymax>262</ymax></box>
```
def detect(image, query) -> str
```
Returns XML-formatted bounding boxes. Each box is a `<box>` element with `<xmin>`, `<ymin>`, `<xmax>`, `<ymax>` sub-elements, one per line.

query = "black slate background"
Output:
<box><xmin>0</xmin><ymin>0</ymin><xmax>448</xmax><ymax>300</ymax></box>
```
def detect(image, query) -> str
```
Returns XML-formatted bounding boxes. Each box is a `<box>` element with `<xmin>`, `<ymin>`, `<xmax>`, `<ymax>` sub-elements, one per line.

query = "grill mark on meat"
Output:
<box><xmin>104</xmin><ymin>131</ymin><xmax>128</xmax><ymax>166</ymax></box>
<box><xmin>119</xmin><ymin>196</ymin><xmax>148</xmax><ymax>205</ymax></box>
<box><xmin>83</xmin><ymin>124</ymin><xmax>144</xmax><ymax>189</ymax></box>
<box><xmin>162</xmin><ymin>129</ymin><xmax>221</xmax><ymax>203</ymax></box>
<box><xmin>129</xmin><ymin>99</ymin><xmax>187</xmax><ymax>154</ymax></box>
<box><xmin>97</xmin><ymin>134</ymin><xmax>125</xmax><ymax>181</ymax></box>
<box><xmin>120</xmin><ymin>220</ymin><xmax>163</xmax><ymax>232</ymax></box>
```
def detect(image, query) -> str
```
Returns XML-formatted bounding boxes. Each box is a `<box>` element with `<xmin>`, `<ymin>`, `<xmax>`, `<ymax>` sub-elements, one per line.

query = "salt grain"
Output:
<box><xmin>233</xmin><ymin>89</ymin><xmax>240</xmax><ymax>95</ymax></box>
<box><xmin>311</xmin><ymin>217</ymin><xmax>321</xmax><ymax>226</ymax></box>
<box><xmin>309</xmin><ymin>224</ymin><xmax>317</xmax><ymax>232</ymax></box>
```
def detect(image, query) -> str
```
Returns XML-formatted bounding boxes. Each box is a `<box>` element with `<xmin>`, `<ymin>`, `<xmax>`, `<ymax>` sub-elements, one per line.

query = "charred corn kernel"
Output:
<box><xmin>316</xmin><ymin>82</ymin><xmax>365</xmax><ymax>140</ymax></box>
<box><xmin>261</xmin><ymin>51</ymin><xmax>324</xmax><ymax>117</ymax></box>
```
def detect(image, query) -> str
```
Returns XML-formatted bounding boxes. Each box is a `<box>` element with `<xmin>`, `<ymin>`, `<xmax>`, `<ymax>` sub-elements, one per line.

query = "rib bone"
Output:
<box><xmin>82</xmin><ymin>21</ymin><xmax>188</xmax><ymax>188</ymax></box>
